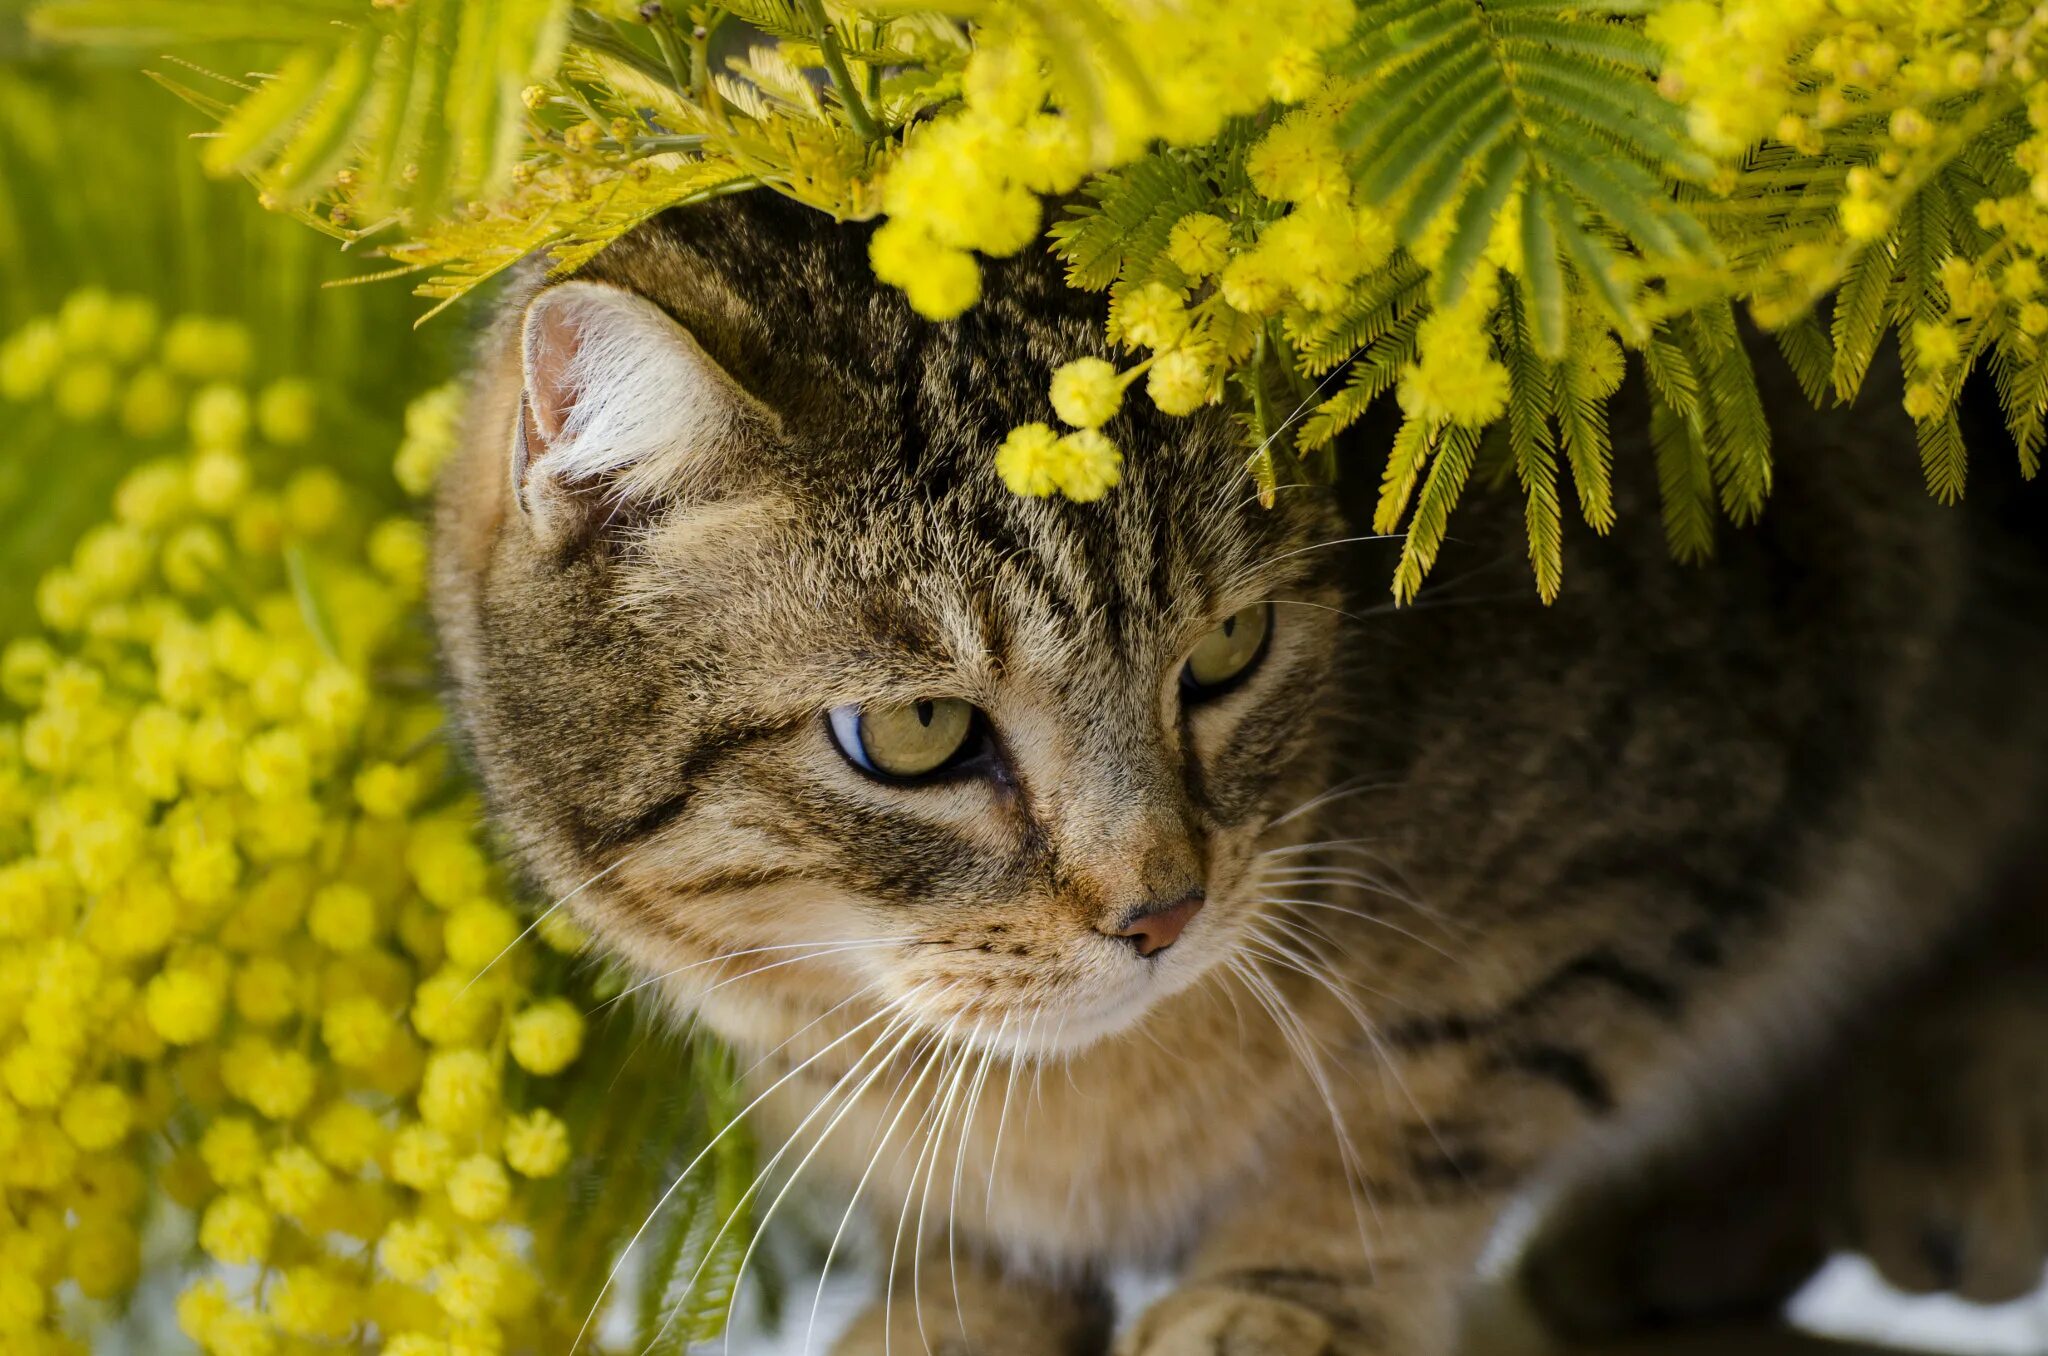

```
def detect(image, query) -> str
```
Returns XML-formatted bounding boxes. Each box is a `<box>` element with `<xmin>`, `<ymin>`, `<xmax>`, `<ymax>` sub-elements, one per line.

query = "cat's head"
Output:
<box><xmin>436</xmin><ymin>195</ymin><xmax>1347</xmax><ymax>1055</ymax></box>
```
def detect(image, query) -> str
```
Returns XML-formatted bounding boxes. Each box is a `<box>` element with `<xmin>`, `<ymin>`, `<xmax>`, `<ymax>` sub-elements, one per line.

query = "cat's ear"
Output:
<box><xmin>512</xmin><ymin>280</ymin><xmax>776</xmax><ymax>541</ymax></box>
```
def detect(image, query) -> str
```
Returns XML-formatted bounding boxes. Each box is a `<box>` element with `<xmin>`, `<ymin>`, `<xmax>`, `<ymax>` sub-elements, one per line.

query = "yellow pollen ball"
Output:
<box><xmin>1147</xmin><ymin>350</ymin><xmax>1212</xmax><ymax>416</ymax></box>
<box><xmin>354</xmin><ymin>761</ymin><xmax>419</xmax><ymax>818</ymax></box>
<box><xmin>309</xmin><ymin>883</ymin><xmax>379</xmax><ymax>953</ymax></box>
<box><xmin>1049</xmin><ymin>358</ymin><xmax>1124</xmax><ymax>429</ymax></box>
<box><xmin>198</xmin><ymin>1190</ymin><xmax>274</xmax><ymax>1265</ymax></box>
<box><xmin>378</xmin><ymin>1216</ymin><xmax>448</xmax><ymax>1284</ymax></box>
<box><xmin>3</xmin><ymin>1041</ymin><xmax>77</xmax><ymax>1108</ymax></box>
<box><xmin>200</xmin><ymin>1116</ymin><xmax>266</xmax><ymax>1187</ymax></box>
<box><xmin>58</xmin><ymin>1082</ymin><xmax>132</xmax><ymax>1151</ymax></box>
<box><xmin>388</xmin><ymin>1122</ymin><xmax>455</xmax><ymax>1190</ymax></box>
<box><xmin>1167</xmin><ymin>213</ymin><xmax>1232</xmax><ymax>278</ymax></box>
<box><xmin>443</xmin><ymin>900</ymin><xmax>520</xmax><ymax>971</ymax></box>
<box><xmin>419</xmin><ymin>1048</ymin><xmax>499</xmax><ymax>1133</ymax></box>
<box><xmin>322</xmin><ymin>995</ymin><xmax>398</xmax><ymax>1068</ymax></box>
<box><xmin>307</xmin><ymin>1099</ymin><xmax>386</xmax><ymax>1172</ymax></box>
<box><xmin>994</xmin><ymin>423</ymin><xmax>1063</xmax><ymax>497</ymax></box>
<box><xmin>259</xmin><ymin>1144</ymin><xmax>332</xmax><ymax>1217</ymax></box>
<box><xmin>145</xmin><ymin>966</ymin><xmax>228</xmax><ymax>1045</ymax></box>
<box><xmin>504</xmin><ymin>1108</ymin><xmax>571</xmax><ymax>1177</ymax></box>
<box><xmin>1050</xmin><ymin>430</ymin><xmax>1123</xmax><ymax>503</ymax></box>
<box><xmin>508</xmin><ymin>998</ymin><xmax>585</xmax><ymax>1076</ymax></box>
<box><xmin>233</xmin><ymin>956</ymin><xmax>301</xmax><ymax>1026</ymax></box>
<box><xmin>446</xmin><ymin>1153</ymin><xmax>511</xmax><ymax>1221</ymax></box>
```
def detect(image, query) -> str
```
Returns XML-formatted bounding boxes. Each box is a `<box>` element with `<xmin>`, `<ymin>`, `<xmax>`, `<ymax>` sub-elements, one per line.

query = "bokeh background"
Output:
<box><xmin>0</xmin><ymin>5</ymin><xmax>465</xmax><ymax>634</ymax></box>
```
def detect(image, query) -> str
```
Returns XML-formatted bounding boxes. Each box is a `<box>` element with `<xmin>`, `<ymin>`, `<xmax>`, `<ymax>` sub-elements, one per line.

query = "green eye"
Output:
<box><xmin>1181</xmin><ymin>603</ymin><xmax>1272</xmax><ymax>699</ymax></box>
<box><xmin>828</xmin><ymin>698</ymin><xmax>978</xmax><ymax>779</ymax></box>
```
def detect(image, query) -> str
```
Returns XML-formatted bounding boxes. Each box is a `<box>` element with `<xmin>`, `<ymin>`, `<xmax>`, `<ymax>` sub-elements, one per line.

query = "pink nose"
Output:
<box><xmin>1109</xmin><ymin>895</ymin><xmax>1205</xmax><ymax>957</ymax></box>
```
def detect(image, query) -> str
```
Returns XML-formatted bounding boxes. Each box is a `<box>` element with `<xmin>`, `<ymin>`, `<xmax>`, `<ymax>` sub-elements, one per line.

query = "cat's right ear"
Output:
<box><xmin>512</xmin><ymin>280</ymin><xmax>776</xmax><ymax>544</ymax></box>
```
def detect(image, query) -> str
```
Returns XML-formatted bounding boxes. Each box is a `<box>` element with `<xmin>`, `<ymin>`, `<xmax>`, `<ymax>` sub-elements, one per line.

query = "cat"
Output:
<box><xmin>432</xmin><ymin>190</ymin><xmax>2048</xmax><ymax>1356</ymax></box>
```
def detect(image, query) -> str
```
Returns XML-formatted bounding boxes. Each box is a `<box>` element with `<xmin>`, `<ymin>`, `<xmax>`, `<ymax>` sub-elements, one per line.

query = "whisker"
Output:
<box><xmin>570</xmin><ymin>998</ymin><xmax>912</xmax><ymax>1355</ymax></box>
<box><xmin>1257</xmin><ymin>894</ymin><xmax>1460</xmax><ymax>963</ymax></box>
<box><xmin>910</xmin><ymin>1036</ymin><xmax>982</xmax><ymax>1355</ymax></box>
<box><xmin>1228</xmin><ymin>955</ymin><xmax>1379</xmax><ymax>1274</ymax></box>
<box><xmin>947</xmin><ymin>1016</ymin><xmax>1006</xmax><ymax>1346</ymax></box>
<box><xmin>802</xmin><ymin>1012</ymin><xmax>958</xmax><ymax>1356</ymax></box>
<box><xmin>1267</xmin><ymin>777</ymin><xmax>1399</xmax><ymax>829</ymax></box>
<box><xmin>885</xmin><ymin>1038</ymin><xmax>969</xmax><ymax>1356</ymax></box>
<box><xmin>710</xmin><ymin>1012</ymin><xmax>931</xmax><ymax>1356</ymax></box>
<box><xmin>589</xmin><ymin>937</ymin><xmax>916</xmax><ymax>1015</ymax></box>
<box><xmin>1261</xmin><ymin>532</ymin><xmax>1403</xmax><ymax>566</ymax></box>
<box><xmin>459</xmin><ymin>857</ymin><xmax>623</xmax><ymax>995</ymax></box>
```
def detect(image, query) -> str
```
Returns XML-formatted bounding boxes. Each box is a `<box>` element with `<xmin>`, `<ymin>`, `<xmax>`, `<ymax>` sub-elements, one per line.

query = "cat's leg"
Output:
<box><xmin>831</xmin><ymin>1246</ymin><xmax>1111</xmax><ymax>1356</ymax></box>
<box><xmin>1113</xmin><ymin>1126</ymin><xmax>1502</xmax><ymax>1356</ymax></box>
<box><xmin>1115</xmin><ymin>1040</ymin><xmax>1599</xmax><ymax>1356</ymax></box>
<box><xmin>1521</xmin><ymin>882</ymin><xmax>2048</xmax><ymax>1333</ymax></box>
<box><xmin>1831</xmin><ymin>903</ymin><xmax>2048</xmax><ymax>1304</ymax></box>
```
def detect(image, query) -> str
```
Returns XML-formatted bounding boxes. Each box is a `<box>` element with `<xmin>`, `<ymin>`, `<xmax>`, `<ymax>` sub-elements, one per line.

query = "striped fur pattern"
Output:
<box><xmin>434</xmin><ymin>193</ymin><xmax>2048</xmax><ymax>1355</ymax></box>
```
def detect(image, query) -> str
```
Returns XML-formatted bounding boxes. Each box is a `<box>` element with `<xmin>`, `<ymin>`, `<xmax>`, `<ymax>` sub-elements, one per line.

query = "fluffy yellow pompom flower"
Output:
<box><xmin>255</xmin><ymin>378</ymin><xmax>316</xmax><ymax>445</ymax></box>
<box><xmin>446</xmin><ymin>1154</ymin><xmax>512</xmax><ymax>1221</ymax></box>
<box><xmin>58</xmin><ymin>1081</ymin><xmax>132</xmax><ymax>1151</ymax></box>
<box><xmin>444</xmin><ymin>899</ymin><xmax>519</xmax><ymax>971</ymax></box>
<box><xmin>306</xmin><ymin>1099</ymin><xmax>386</xmax><ymax>1172</ymax></box>
<box><xmin>1051</xmin><ymin>430</ymin><xmax>1124</xmax><ymax>503</ymax></box>
<box><xmin>308</xmin><ymin>883</ymin><xmax>378</xmax><ymax>953</ymax></box>
<box><xmin>144</xmin><ymin>965</ymin><xmax>227</xmax><ymax>1045</ymax></box>
<box><xmin>378</xmin><ymin>1216</ymin><xmax>448</xmax><ymax>1285</ymax></box>
<box><xmin>1115</xmin><ymin>283</ymin><xmax>1190</xmax><ymax>351</ymax></box>
<box><xmin>509</xmin><ymin>998</ymin><xmax>585</xmax><ymax>1076</ymax></box>
<box><xmin>259</xmin><ymin>1144</ymin><xmax>332</xmax><ymax>1217</ymax></box>
<box><xmin>354</xmin><ymin>760</ymin><xmax>419</xmax><ymax>818</ymax></box>
<box><xmin>1167</xmin><ymin>213</ymin><xmax>1233</xmax><ymax>279</ymax></box>
<box><xmin>270</xmin><ymin>1264</ymin><xmax>356</xmax><ymax>1340</ymax></box>
<box><xmin>406</xmin><ymin>820</ymin><xmax>488</xmax><ymax>909</ymax></box>
<box><xmin>409</xmin><ymin>966</ymin><xmax>496</xmax><ymax>1046</ymax></box>
<box><xmin>419</xmin><ymin>1048</ymin><xmax>499</xmax><ymax>1133</ymax></box>
<box><xmin>199</xmin><ymin>1190</ymin><xmax>274</xmax><ymax>1265</ymax></box>
<box><xmin>994</xmin><ymin>423</ymin><xmax>1063</xmax><ymax>497</ymax></box>
<box><xmin>504</xmin><ymin>1108</ymin><xmax>571</xmax><ymax>1178</ymax></box>
<box><xmin>1049</xmin><ymin>358</ymin><xmax>1124</xmax><ymax>429</ymax></box>
<box><xmin>3</xmin><ymin>1040</ymin><xmax>77</xmax><ymax>1108</ymax></box>
<box><xmin>1147</xmin><ymin>350</ymin><xmax>1213</xmax><ymax>416</ymax></box>
<box><xmin>322</xmin><ymin>994</ymin><xmax>398</xmax><ymax>1068</ymax></box>
<box><xmin>388</xmin><ymin>1122</ymin><xmax>456</xmax><ymax>1191</ymax></box>
<box><xmin>199</xmin><ymin>1116</ymin><xmax>265</xmax><ymax>1187</ymax></box>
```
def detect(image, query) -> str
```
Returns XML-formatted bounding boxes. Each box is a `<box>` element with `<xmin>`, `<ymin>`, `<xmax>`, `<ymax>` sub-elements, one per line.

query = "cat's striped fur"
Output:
<box><xmin>434</xmin><ymin>192</ymin><xmax>2048</xmax><ymax>1355</ymax></box>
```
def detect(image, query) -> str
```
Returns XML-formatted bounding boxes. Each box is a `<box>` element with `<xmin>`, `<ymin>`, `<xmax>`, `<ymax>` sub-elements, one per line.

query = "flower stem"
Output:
<box><xmin>799</xmin><ymin>0</ymin><xmax>881</xmax><ymax>142</ymax></box>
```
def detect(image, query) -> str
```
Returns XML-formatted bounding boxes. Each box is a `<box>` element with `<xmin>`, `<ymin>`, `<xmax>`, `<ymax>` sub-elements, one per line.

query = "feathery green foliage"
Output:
<box><xmin>26</xmin><ymin>0</ymin><xmax>2048</xmax><ymax>608</ymax></box>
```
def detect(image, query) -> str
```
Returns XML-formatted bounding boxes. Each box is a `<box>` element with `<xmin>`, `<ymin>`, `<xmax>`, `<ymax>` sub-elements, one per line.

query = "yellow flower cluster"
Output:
<box><xmin>0</xmin><ymin>294</ymin><xmax>592</xmax><ymax>1353</ymax></box>
<box><xmin>872</xmin><ymin>0</ymin><xmax>1359</xmax><ymax>322</ymax></box>
<box><xmin>1656</xmin><ymin>0</ymin><xmax>2048</xmax><ymax>431</ymax></box>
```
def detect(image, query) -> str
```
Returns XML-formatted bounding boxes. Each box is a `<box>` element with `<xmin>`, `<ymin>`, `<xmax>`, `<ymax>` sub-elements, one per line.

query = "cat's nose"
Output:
<box><xmin>1106</xmin><ymin>893</ymin><xmax>1205</xmax><ymax>958</ymax></box>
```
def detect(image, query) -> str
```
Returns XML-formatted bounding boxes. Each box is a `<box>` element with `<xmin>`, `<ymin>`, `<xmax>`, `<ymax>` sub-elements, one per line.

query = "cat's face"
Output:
<box><xmin>437</xmin><ymin>200</ymin><xmax>1346</xmax><ymax>1056</ymax></box>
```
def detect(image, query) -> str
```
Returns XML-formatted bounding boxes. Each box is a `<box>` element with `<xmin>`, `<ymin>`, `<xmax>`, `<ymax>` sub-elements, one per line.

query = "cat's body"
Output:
<box><xmin>434</xmin><ymin>193</ymin><xmax>2048</xmax><ymax>1355</ymax></box>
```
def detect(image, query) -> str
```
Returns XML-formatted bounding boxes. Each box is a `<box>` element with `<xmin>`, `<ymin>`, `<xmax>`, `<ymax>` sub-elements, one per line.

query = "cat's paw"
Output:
<box><xmin>1116</xmin><ymin>1286</ymin><xmax>1336</xmax><ymax>1356</ymax></box>
<box><xmin>1837</xmin><ymin>977</ymin><xmax>2048</xmax><ymax>1303</ymax></box>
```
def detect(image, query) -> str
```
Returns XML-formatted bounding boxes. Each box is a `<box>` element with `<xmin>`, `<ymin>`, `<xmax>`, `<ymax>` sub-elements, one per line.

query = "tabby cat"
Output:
<box><xmin>433</xmin><ymin>192</ymin><xmax>2048</xmax><ymax>1355</ymax></box>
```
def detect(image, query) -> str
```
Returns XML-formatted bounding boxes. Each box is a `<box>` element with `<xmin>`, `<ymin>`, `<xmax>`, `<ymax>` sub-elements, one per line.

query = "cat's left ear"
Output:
<box><xmin>513</xmin><ymin>280</ymin><xmax>777</xmax><ymax>540</ymax></box>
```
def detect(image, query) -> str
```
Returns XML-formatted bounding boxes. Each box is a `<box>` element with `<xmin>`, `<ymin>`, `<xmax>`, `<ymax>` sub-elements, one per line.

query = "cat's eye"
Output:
<box><xmin>1181</xmin><ymin>603</ymin><xmax>1273</xmax><ymax>700</ymax></box>
<box><xmin>828</xmin><ymin>698</ymin><xmax>979</xmax><ymax>780</ymax></box>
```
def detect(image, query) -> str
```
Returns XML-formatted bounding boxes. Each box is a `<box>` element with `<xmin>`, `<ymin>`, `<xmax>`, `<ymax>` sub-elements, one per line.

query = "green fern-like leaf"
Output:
<box><xmin>1392</xmin><ymin>420</ymin><xmax>1481</xmax><ymax>601</ymax></box>
<box><xmin>1650</xmin><ymin>387</ymin><xmax>1717</xmax><ymax>564</ymax></box>
<box><xmin>1502</xmin><ymin>289</ymin><xmax>1563</xmax><ymax>601</ymax></box>
<box><xmin>1050</xmin><ymin>155</ymin><xmax>1213</xmax><ymax>291</ymax></box>
<box><xmin>1334</xmin><ymin>0</ymin><xmax>1714</xmax><ymax>335</ymax></box>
